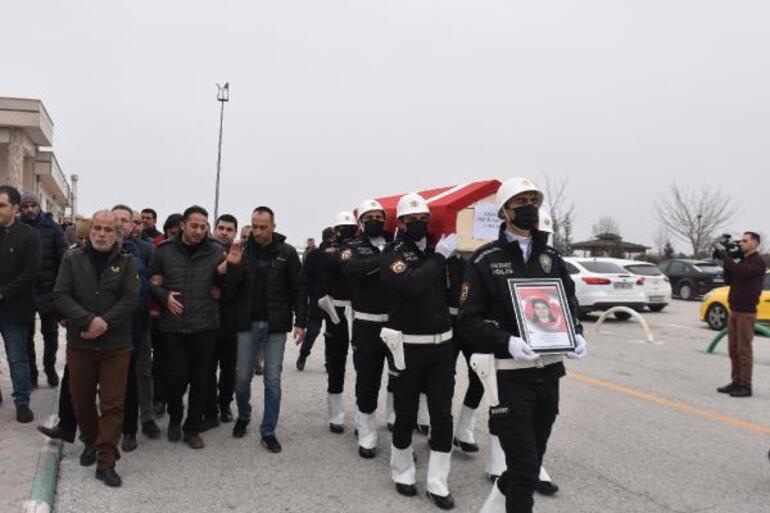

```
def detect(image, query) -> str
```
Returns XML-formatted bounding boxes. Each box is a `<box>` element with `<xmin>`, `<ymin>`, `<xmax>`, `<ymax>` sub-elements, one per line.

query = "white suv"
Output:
<box><xmin>563</xmin><ymin>257</ymin><xmax>647</xmax><ymax>320</ymax></box>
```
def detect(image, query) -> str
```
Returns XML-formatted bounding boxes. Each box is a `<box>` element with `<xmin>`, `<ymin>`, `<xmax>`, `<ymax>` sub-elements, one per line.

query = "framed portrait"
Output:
<box><xmin>507</xmin><ymin>278</ymin><xmax>577</xmax><ymax>354</ymax></box>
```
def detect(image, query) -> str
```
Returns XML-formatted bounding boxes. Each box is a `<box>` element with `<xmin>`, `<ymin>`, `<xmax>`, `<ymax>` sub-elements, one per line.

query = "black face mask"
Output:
<box><xmin>511</xmin><ymin>204</ymin><xmax>539</xmax><ymax>231</ymax></box>
<box><xmin>337</xmin><ymin>226</ymin><xmax>357</xmax><ymax>241</ymax></box>
<box><xmin>363</xmin><ymin>220</ymin><xmax>385</xmax><ymax>238</ymax></box>
<box><xmin>404</xmin><ymin>220</ymin><xmax>428</xmax><ymax>241</ymax></box>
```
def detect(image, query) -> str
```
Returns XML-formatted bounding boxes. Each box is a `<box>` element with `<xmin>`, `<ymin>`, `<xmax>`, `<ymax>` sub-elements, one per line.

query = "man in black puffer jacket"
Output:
<box><xmin>20</xmin><ymin>192</ymin><xmax>66</xmax><ymax>388</ymax></box>
<box><xmin>224</xmin><ymin>206</ymin><xmax>306</xmax><ymax>453</ymax></box>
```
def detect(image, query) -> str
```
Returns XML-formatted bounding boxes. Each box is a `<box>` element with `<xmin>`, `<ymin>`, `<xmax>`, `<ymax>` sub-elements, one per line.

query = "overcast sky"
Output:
<box><xmin>3</xmin><ymin>1</ymin><xmax>768</xmax><ymax>250</ymax></box>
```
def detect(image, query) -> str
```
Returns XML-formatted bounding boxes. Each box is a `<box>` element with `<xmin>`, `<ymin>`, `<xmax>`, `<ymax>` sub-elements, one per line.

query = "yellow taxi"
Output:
<box><xmin>700</xmin><ymin>271</ymin><xmax>770</xmax><ymax>330</ymax></box>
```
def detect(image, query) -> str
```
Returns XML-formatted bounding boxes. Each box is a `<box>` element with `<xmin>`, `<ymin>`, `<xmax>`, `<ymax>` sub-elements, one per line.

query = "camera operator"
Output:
<box><xmin>716</xmin><ymin>232</ymin><xmax>766</xmax><ymax>398</ymax></box>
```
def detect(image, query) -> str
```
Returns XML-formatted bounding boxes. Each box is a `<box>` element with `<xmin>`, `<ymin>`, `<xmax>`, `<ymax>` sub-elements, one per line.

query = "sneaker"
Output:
<box><xmin>183</xmin><ymin>433</ymin><xmax>205</xmax><ymax>449</ymax></box>
<box><xmin>95</xmin><ymin>467</ymin><xmax>122</xmax><ymax>487</ymax></box>
<box><xmin>16</xmin><ymin>404</ymin><xmax>34</xmax><ymax>423</ymax></box>
<box><xmin>730</xmin><ymin>386</ymin><xmax>753</xmax><ymax>398</ymax></box>
<box><xmin>141</xmin><ymin>420</ymin><xmax>161</xmax><ymax>439</ymax></box>
<box><xmin>121</xmin><ymin>434</ymin><xmax>138</xmax><ymax>452</ymax></box>
<box><xmin>167</xmin><ymin>421</ymin><xmax>182</xmax><ymax>443</ymax></box>
<box><xmin>80</xmin><ymin>444</ymin><xmax>97</xmax><ymax>466</ymax></box>
<box><xmin>296</xmin><ymin>354</ymin><xmax>307</xmax><ymax>371</ymax></box>
<box><xmin>261</xmin><ymin>434</ymin><xmax>282</xmax><ymax>453</ymax></box>
<box><xmin>232</xmin><ymin>419</ymin><xmax>249</xmax><ymax>438</ymax></box>
<box><xmin>717</xmin><ymin>382</ymin><xmax>739</xmax><ymax>394</ymax></box>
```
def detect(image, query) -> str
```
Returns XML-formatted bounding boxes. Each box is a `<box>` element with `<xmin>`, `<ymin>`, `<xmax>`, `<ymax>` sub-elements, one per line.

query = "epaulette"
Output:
<box><xmin>473</xmin><ymin>243</ymin><xmax>503</xmax><ymax>264</ymax></box>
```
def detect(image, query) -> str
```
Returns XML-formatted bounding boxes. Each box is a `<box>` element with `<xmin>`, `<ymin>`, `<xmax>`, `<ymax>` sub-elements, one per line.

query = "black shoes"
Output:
<box><xmin>220</xmin><ymin>405</ymin><xmax>234</xmax><ymax>423</ymax></box>
<box><xmin>261</xmin><ymin>435</ymin><xmax>282</xmax><ymax>453</ymax></box>
<box><xmin>358</xmin><ymin>446</ymin><xmax>377</xmax><ymax>459</ymax></box>
<box><xmin>730</xmin><ymin>386</ymin><xmax>752</xmax><ymax>398</ymax></box>
<box><xmin>296</xmin><ymin>354</ymin><xmax>307</xmax><ymax>371</ymax></box>
<box><xmin>80</xmin><ymin>445</ymin><xmax>97</xmax><ymax>466</ymax></box>
<box><xmin>45</xmin><ymin>369</ymin><xmax>60</xmax><ymax>388</ymax></box>
<box><xmin>167</xmin><ymin>421</ymin><xmax>182</xmax><ymax>443</ymax></box>
<box><xmin>142</xmin><ymin>420</ymin><xmax>161</xmax><ymax>439</ymax></box>
<box><xmin>395</xmin><ymin>483</ymin><xmax>417</xmax><ymax>497</ymax></box>
<box><xmin>183</xmin><ymin>433</ymin><xmax>205</xmax><ymax>449</ymax></box>
<box><xmin>534</xmin><ymin>480</ymin><xmax>559</xmax><ymax>496</ymax></box>
<box><xmin>121</xmin><ymin>434</ymin><xmax>138</xmax><ymax>452</ymax></box>
<box><xmin>37</xmin><ymin>423</ymin><xmax>76</xmax><ymax>443</ymax></box>
<box><xmin>453</xmin><ymin>437</ymin><xmax>479</xmax><ymax>453</ymax></box>
<box><xmin>329</xmin><ymin>423</ymin><xmax>345</xmax><ymax>434</ymax></box>
<box><xmin>426</xmin><ymin>491</ymin><xmax>455</xmax><ymax>510</ymax></box>
<box><xmin>232</xmin><ymin>419</ymin><xmax>249</xmax><ymax>438</ymax></box>
<box><xmin>200</xmin><ymin>417</ymin><xmax>220</xmax><ymax>433</ymax></box>
<box><xmin>96</xmin><ymin>467</ymin><xmax>122</xmax><ymax>487</ymax></box>
<box><xmin>717</xmin><ymin>382</ymin><xmax>739</xmax><ymax>394</ymax></box>
<box><xmin>16</xmin><ymin>404</ymin><xmax>34</xmax><ymax>423</ymax></box>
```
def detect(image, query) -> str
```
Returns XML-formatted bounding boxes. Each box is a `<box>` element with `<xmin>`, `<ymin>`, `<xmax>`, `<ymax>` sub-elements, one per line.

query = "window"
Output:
<box><xmin>693</xmin><ymin>264</ymin><xmax>722</xmax><ymax>275</ymax></box>
<box><xmin>625</xmin><ymin>264</ymin><xmax>663</xmax><ymax>276</ymax></box>
<box><xmin>580</xmin><ymin>262</ymin><xmax>627</xmax><ymax>274</ymax></box>
<box><xmin>669</xmin><ymin>261</ymin><xmax>687</xmax><ymax>274</ymax></box>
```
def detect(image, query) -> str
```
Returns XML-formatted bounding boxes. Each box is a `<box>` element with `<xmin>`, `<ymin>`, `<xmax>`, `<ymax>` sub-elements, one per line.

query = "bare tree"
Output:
<box><xmin>653</xmin><ymin>224</ymin><xmax>672</xmax><ymax>256</ymax></box>
<box><xmin>656</xmin><ymin>184</ymin><xmax>738</xmax><ymax>257</ymax></box>
<box><xmin>592</xmin><ymin>216</ymin><xmax>621</xmax><ymax>238</ymax></box>
<box><xmin>542</xmin><ymin>174</ymin><xmax>576</xmax><ymax>254</ymax></box>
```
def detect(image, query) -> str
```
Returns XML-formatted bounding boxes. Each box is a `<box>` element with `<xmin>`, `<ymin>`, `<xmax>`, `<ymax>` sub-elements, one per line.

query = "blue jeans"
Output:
<box><xmin>235</xmin><ymin>321</ymin><xmax>286</xmax><ymax>437</ymax></box>
<box><xmin>0</xmin><ymin>322</ymin><xmax>32</xmax><ymax>406</ymax></box>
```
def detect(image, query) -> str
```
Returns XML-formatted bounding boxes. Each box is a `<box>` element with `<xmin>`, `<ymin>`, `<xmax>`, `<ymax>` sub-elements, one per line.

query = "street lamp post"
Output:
<box><xmin>214</xmin><ymin>82</ymin><xmax>230</xmax><ymax>222</ymax></box>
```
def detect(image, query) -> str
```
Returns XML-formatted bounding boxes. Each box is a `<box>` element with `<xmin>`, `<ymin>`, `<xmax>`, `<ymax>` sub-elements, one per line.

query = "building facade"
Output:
<box><xmin>0</xmin><ymin>97</ymin><xmax>70</xmax><ymax>218</ymax></box>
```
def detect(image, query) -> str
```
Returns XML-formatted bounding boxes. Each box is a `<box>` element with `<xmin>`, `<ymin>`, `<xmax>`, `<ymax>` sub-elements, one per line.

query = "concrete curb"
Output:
<box><xmin>22</xmin><ymin>391</ymin><xmax>62</xmax><ymax>513</ymax></box>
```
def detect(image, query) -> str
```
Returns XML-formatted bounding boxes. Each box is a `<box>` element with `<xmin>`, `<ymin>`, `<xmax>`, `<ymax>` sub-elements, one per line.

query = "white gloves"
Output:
<box><xmin>507</xmin><ymin>336</ymin><xmax>539</xmax><ymax>361</ymax></box>
<box><xmin>435</xmin><ymin>233</ymin><xmax>459</xmax><ymax>259</ymax></box>
<box><xmin>566</xmin><ymin>334</ymin><xmax>588</xmax><ymax>359</ymax></box>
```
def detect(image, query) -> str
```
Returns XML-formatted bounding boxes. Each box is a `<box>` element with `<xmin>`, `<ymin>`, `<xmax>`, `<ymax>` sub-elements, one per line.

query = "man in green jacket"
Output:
<box><xmin>54</xmin><ymin>210</ymin><xmax>139</xmax><ymax>488</ymax></box>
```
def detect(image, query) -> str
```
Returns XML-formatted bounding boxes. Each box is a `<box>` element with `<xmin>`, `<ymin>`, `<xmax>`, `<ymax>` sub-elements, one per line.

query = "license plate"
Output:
<box><xmin>614</xmin><ymin>282</ymin><xmax>633</xmax><ymax>290</ymax></box>
<box><xmin>649</xmin><ymin>296</ymin><xmax>665</xmax><ymax>302</ymax></box>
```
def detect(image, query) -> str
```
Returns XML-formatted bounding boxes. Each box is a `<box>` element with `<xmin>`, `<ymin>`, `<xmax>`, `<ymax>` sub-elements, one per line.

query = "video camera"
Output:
<box><xmin>711</xmin><ymin>233</ymin><xmax>742</xmax><ymax>260</ymax></box>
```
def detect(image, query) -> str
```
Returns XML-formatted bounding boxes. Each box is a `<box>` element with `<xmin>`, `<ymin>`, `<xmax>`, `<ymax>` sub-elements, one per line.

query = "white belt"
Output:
<box><xmin>448</xmin><ymin>307</ymin><xmax>459</xmax><ymax>317</ymax></box>
<box><xmin>353</xmin><ymin>311</ymin><xmax>389</xmax><ymax>323</ymax></box>
<box><xmin>495</xmin><ymin>354</ymin><xmax>563</xmax><ymax>370</ymax></box>
<box><xmin>402</xmin><ymin>329</ymin><xmax>453</xmax><ymax>345</ymax></box>
<box><xmin>332</xmin><ymin>299</ymin><xmax>351</xmax><ymax>308</ymax></box>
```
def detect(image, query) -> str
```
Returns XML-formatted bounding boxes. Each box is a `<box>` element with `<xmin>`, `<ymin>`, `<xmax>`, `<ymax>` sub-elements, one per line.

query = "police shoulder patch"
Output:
<box><xmin>390</xmin><ymin>259</ymin><xmax>408</xmax><ymax>274</ymax></box>
<box><xmin>341</xmin><ymin>248</ymin><xmax>353</xmax><ymax>261</ymax></box>
<box><xmin>539</xmin><ymin>253</ymin><xmax>553</xmax><ymax>274</ymax></box>
<box><xmin>460</xmin><ymin>281</ymin><xmax>471</xmax><ymax>304</ymax></box>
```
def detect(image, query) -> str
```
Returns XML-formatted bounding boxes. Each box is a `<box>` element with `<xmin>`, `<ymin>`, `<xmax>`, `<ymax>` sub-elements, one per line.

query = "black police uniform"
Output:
<box><xmin>341</xmin><ymin>234</ymin><xmax>393</xmax><ymax>416</ymax></box>
<box><xmin>458</xmin><ymin>226</ymin><xmax>582</xmax><ymax>513</ymax></box>
<box><xmin>320</xmin><ymin>237</ymin><xmax>354</xmax><ymax>396</ymax></box>
<box><xmin>381</xmin><ymin>234</ymin><xmax>455</xmax><ymax>454</ymax></box>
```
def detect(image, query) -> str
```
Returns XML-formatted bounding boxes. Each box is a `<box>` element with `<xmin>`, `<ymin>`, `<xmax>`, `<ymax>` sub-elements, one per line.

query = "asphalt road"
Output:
<box><xmin>54</xmin><ymin>300</ymin><xmax>770</xmax><ymax>513</ymax></box>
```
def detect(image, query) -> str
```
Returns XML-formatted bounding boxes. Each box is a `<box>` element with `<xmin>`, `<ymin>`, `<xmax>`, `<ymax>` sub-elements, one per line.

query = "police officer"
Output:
<box><xmin>381</xmin><ymin>193</ymin><xmax>459</xmax><ymax>510</ymax></box>
<box><xmin>318</xmin><ymin>211</ymin><xmax>357</xmax><ymax>433</ymax></box>
<box><xmin>458</xmin><ymin>177</ymin><xmax>587</xmax><ymax>513</ymax></box>
<box><xmin>339</xmin><ymin>199</ymin><xmax>393</xmax><ymax>458</ymax></box>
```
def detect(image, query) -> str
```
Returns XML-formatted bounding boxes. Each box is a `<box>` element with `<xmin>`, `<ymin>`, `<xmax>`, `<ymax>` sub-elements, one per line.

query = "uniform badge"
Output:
<box><xmin>460</xmin><ymin>282</ymin><xmax>470</xmax><ymax>304</ymax></box>
<box><xmin>390</xmin><ymin>259</ymin><xmax>408</xmax><ymax>274</ymax></box>
<box><xmin>110</xmin><ymin>266</ymin><xmax>121</xmax><ymax>273</ymax></box>
<box><xmin>341</xmin><ymin>249</ymin><xmax>353</xmax><ymax>261</ymax></box>
<box><xmin>539</xmin><ymin>254</ymin><xmax>552</xmax><ymax>274</ymax></box>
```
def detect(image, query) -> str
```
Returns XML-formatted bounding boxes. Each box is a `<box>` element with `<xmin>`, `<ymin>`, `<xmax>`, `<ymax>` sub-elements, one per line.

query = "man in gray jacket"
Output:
<box><xmin>149</xmin><ymin>205</ymin><xmax>225</xmax><ymax>449</ymax></box>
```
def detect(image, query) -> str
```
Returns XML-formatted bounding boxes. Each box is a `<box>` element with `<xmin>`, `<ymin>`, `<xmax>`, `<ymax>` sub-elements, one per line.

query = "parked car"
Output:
<box><xmin>607</xmin><ymin>259</ymin><xmax>672</xmax><ymax>312</ymax></box>
<box><xmin>657</xmin><ymin>259</ymin><xmax>725</xmax><ymax>300</ymax></box>
<box><xmin>699</xmin><ymin>271</ymin><xmax>770</xmax><ymax>330</ymax></box>
<box><xmin>563</xmin><ymin>257</ymin><xmax>647</xmax><ymax>320</ymax></box>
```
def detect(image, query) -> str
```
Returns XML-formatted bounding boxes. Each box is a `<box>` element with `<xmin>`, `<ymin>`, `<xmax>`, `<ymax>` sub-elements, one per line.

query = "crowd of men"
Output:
<box><xmin>1</xmin><ymin>177</ymin><xmax>764</xmax><ymax>513</ymax></box>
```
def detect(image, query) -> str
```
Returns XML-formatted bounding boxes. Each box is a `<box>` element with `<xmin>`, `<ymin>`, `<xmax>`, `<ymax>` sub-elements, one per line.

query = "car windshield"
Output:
<box><xmin>693</xmin><ymin>264</ymin><xmax>722</xmax><ymax>274</ymax></box>
<box><xmin>580</xmin><ymin>262</ymin><xmax>627</xmax><ymax>274</ymax></box>
<box><xmin>625</xmin><ymin>264</ymin><xmax>663</xmax><ymax>276</ymax></box>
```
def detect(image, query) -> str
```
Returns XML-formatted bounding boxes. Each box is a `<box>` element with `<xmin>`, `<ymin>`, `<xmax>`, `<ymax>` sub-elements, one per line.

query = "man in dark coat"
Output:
<box><xmin>20</xmin><ymin>191</ymin><xmax>66</xmax><ymax>387</ymax></box>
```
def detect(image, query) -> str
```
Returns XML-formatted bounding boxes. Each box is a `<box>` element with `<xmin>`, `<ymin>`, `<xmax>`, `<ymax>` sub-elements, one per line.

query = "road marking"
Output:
<box><xmin>569</xmin><ymin>371</ymin><xmax>770</xmax><ymax>436</ymax></box>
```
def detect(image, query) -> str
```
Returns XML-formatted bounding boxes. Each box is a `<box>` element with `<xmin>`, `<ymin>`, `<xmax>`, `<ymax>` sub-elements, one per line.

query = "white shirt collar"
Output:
<box><xmin>369</xmin><ymin>236</ymin><xmax>386</xmax><ymax>250</ymax></box>
<box><xmin>415</xmin><ymin>237</ymin><xmax>427</xmax><ymax>252</ymax></box>
<box><xmin>504</xmin><ymin>229</ymin><xmax>532</xmax><ymax>261</ymax></box>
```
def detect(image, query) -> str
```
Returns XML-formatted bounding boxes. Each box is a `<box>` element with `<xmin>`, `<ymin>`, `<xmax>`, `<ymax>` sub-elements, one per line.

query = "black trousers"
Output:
<box><xmin>151</xmin><ymin>323</ymin><xmax>167</xmax><ymax>404</ymax></box>
<box><xmin>27</xmin><ymin>310</ymin><xmax>59</xmax><ymax>379</ymax></box>
<box><xmin>456</xmin><ymin>346</ymin><xmax>484</xmax><ymax>409</ymax></box>
<box><xmin>392</xmin><ymin>342</ymin><xmax>455</xmax><ymax>453</ymax></box>
<box><xmin>492</xmin><ymin>379</ymin><xmax>560</xmax><ymax>513</ymax></box>
<box><xmin>205</xmin><ymin>331</ymin><xmax>237</xmax><ymax>419</ymax></box>
<box><xmin>352</xmin><ymin>319</ymin><xmax>393</xmax><ymax>414</ymax></box>
<box><xmin>324</xmin><ymin>307</ymin><xmax>349</xmax><ymax>394</ymax></box>
<box><xmin>57</xmin><ymin>364</ymin><xmax>78</xmax><ymax>434</ymax></box>
<box><xmin>162</xmin><ymin>331</ymin><xmax>216</xmax><ymax>435</ymax></box>
<box><xmin>299</xmin><ymin>316</ymin><xmax>323</xmax><ymax>357</ymax></box>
